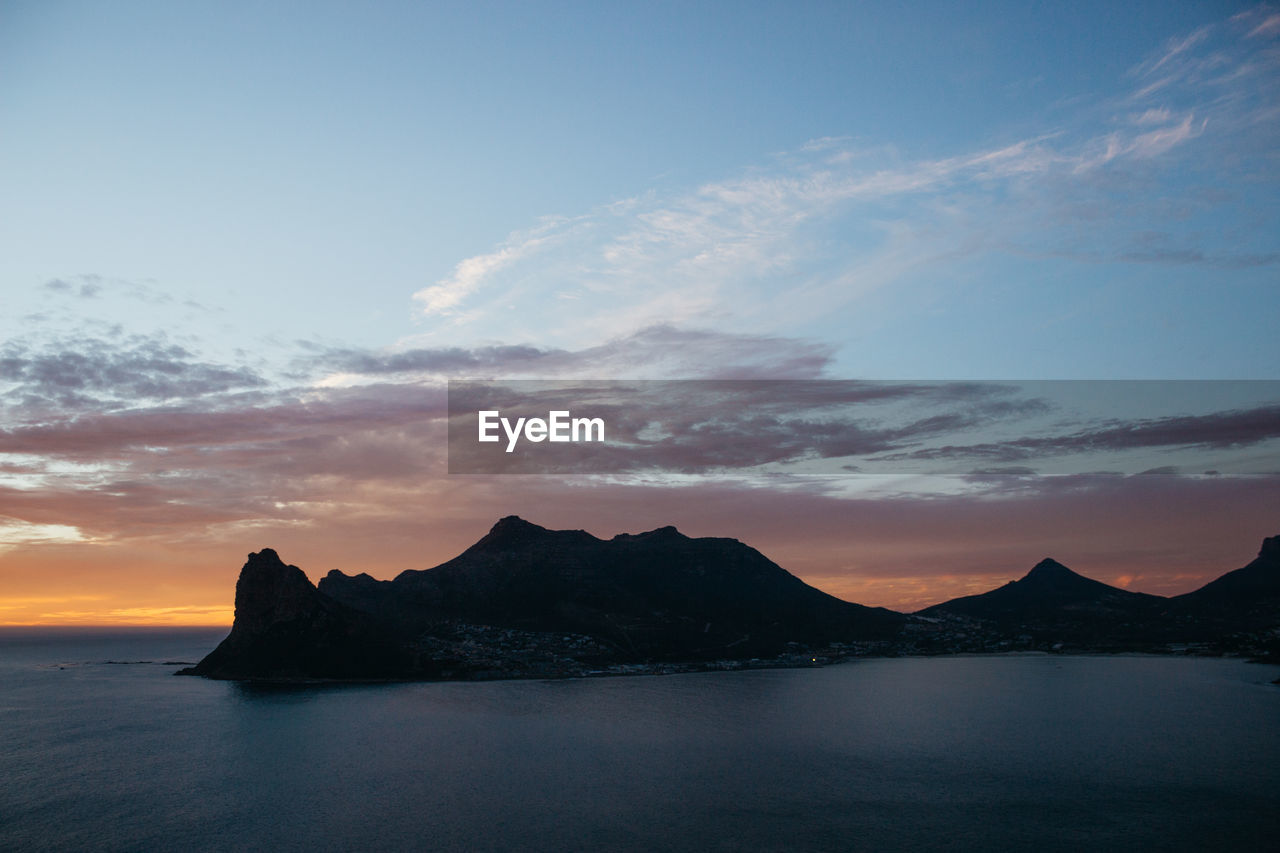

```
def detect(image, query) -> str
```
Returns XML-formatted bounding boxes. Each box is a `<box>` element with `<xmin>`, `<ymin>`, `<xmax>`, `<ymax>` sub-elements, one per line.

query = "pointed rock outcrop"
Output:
<box><xmin>180</xmin><ymin>549</ymin><xmax>412</xmax><ymax>680</ymax></box>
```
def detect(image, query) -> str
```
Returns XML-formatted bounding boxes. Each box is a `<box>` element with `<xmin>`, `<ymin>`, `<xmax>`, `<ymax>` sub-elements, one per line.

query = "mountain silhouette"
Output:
<box><xmin>1152</xmin><ymin>535</ymin><xmax>1280</xmax><ymax>648</ymax></box>
<box><xmin>182</xmin><ymin>525</ymin><xmax>1280</xmax><ymax>680</ymax></box>
<box><xmin>320</xmin><ymin>516</ymin><xmax>903</xmax><ymax>658</ymax></box>
<box><xmin>181</xmin><ymin>548</ymin><xmax>413</xmax><ymax>679</ymax></box>
<box><xmin>916</xmin><ymin>541</ymin><xmax>1280</xmax><ymax>652</ymax></box>
<box><xmin>185</xmin><ymin>517</ymin><xmax>902</xmax><ymax>680</ymax></box>
<box><xmin>915</xmin><ymin>556</ymin><xmax>1181</xmax><ymax>650</ymax></box>
<box><xmin>919</xmin><ymin>557</ymin><xmax>1161</xmax><ymax>620</ymax></box>
<box><xmin>1176</xmin><ymin>535</ymin><xmax>1280</xmax><ymax>606</ymax></box>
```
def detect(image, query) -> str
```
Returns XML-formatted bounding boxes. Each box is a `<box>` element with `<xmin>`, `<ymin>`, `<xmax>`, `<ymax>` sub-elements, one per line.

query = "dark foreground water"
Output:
<box><xmin>1</xmin><ymin>628</ymin><xmax>1277</xmax><ymax>852</ymax></box>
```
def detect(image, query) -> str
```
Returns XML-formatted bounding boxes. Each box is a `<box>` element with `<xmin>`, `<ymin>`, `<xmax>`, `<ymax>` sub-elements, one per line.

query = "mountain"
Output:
<box><xmin>916</xmin><ymin>557</ymin><xmax>1171</xmax><ymax>649</ymax></box>
<box><xmin>1157</xmin><ymin>536</ymin><xmax>1280</xmax><ymax>654</ymax></box>
<box><xmin>919</xmin><ymin>558</ymin><xmax>1161</xmax><ymax>620</ymax></box>
<box><xmin>916</xmin><ymin>540</ymin><xmax>1280</xmax><ymax>653</ymax></box>
<box><xmin>182</xmin><ymin>526</ymin><xmax>1280</xmax><ymax>680</ymax></box>
<box><xmin>319</xmin><ymin>516</ymin><xmax>902</xmax><ymax>659</ymax></box>
<box><xmin>1176</xmin><ymin>535</ymin><xmax>1280</xmax><ymax>607</ymax></box>
<box><xmin>179</xmin><ymin>548</ymin><xmax>414</xmax><ymax>679</ymax></box>
<box><xmin>184</xmin><ymin>517</ymin><xmax>904</xmax><ymax>680</ymax></box>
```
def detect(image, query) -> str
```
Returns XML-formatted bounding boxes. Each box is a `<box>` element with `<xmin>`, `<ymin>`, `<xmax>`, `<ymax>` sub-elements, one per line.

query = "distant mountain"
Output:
<box><xmin>916</xmin><ymin>557</ymin><xmax>1172</xmax><ymax>649</ymax></box>
<box><xmin>916</xmin><ymin>541</ymin><xmax>1280</xmax><ymax>653</ymax></box>
<box><xmin>184</xmin><ymin>517</ymin><xmax>903</xmax><ymax>680</ymax></box>
<box><xmin>1176</xmin><ymin>535</ymin><xmax>1280</xmax><ymax>607</ymax></box>
<box><xmin>1150</xmin><ymin>536</ymin><xmax>1280</xmax><ymax>653</ymax></box>
<box><xmin>919</xmin><ymin>558</ymin><xmax>1161</xmax><ymax>620</ymax></box>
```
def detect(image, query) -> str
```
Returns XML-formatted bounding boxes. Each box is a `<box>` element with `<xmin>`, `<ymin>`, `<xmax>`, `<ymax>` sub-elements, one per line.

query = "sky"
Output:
<box><xmin>1</xmin><ymin>1</ymin><xmax>1278</xmax><ymax>624</ymax></box>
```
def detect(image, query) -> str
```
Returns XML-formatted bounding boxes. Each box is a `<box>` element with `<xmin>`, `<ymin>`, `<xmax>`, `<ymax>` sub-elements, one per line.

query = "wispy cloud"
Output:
<box><xmin>406</xmin><ymin>8</ymin><xmax>1277</xmax><ymax>351</ymax></box>
<box><xmin>3</xmin><ymin>7</ymin><xmax>1278</xmax><ymax>620</ymax></box>
<box><xmin>1244</xmin><ymin>11</ymin><xmax>1280</xmax><ymax>38</ymax></box>
<box><xmin>0</xmin><ymin>517</ymin><xmax>91</xmax><ymax>552</ymax></box>
<box><xmin>9</xmin><ymin>335</ymin><xmax>1271</xmax><ymax>548</ymax></box>
<box><xmin>446</xmin><ymin>379</ymin><xmax>1059</xmax><ymax>475</ymax></box>
<box><xmin>0</xmin><ymin>334</ymin><xmax>266</xmax><ymax>411</ymax></box>
<box><xmin>43</xmin><ymin>276</ymin><xmax>103</xmax><ymax>298</ymax></box>
<box><xmin>39</xmin><ymin>274</ymin><xmax>211</xmax><ymax>309</ymax></box>
<box><xmin>892</xmin><ymin>403</ymin><xmax>1280</xmax><ymax>464</ymax></box>
<box><xmin>1</xmin><ymin>342</ymin><xmax>1275</xmax><ymax>613</ymax></box>
<box><xmin>411</xmin><ymin>216</ymin><xmax>582</xmax><ymax>317</ymax></box>
<box><xmin>445</xmin><ymin>380</ymin><xmax>1280</xmax><ymax>477</ymax></box>
<box><xmin>1131</xmin><ymin>25</ymin><xmax>1214</xmax><ymax>94</ymax></box>
<box><xmin>309</xmin><ymin>325</ymin><xmax>837</xmax><ymax>382</ymax></box>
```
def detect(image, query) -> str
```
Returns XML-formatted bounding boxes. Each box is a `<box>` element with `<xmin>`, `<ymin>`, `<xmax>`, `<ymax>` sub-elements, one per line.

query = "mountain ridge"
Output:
<box><xmin>318</xmin><ymin>516</ymin><xmax>903</xmax><ymax>659</ymax></box>
<box><xmin>918</xmin><ymin>556</ymin><xmax>1163</xmax><ymax>619</ymax></box>
<box><xmin>181</xmin><ymin>519</ymin><xmax>1280</xmax><ymax>681</ymax></box>
<box><xmin>1174</xmin><ymin>534</ymin><xmax>1280</xmax><ymax>605</ymax></box>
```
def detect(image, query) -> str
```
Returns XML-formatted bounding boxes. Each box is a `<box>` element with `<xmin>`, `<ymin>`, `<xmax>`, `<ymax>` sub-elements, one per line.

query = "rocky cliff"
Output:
<box><xmin>179</xmin><ymin>548</ymin><xmax>414</xmax><ymax>679</ymax></box>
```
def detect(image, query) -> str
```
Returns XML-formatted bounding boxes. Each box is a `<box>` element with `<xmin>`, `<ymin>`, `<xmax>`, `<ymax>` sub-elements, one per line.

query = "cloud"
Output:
<box><xmin>441</xmin><ymin>378</ymin><xmax>1280</xmax><ymax>477</ymax></box>
<box><xmin>1131</xmin><ymin>8</ymin><xmax>1280</xmax><ymax>104</ymax></box>
<box><xmin>4</xmin><ymin>8</ymin><xmax>1278</xmax><ymax>620</ymax></box>
<box><xmin>247</xmin><ymin>8</ymin><xmax>1280</xmax><ymax>351</ymax></box>
<box><xmin>307</xmin><ymin>325</ymin><xmax>839</xmax><ymax>381</ymax></box>
<box><xmin>0</xmin><ymin>517</ymin><xmax>90</xmax><ymax>552</ymax></box>
<box><xmin>2</xmin><ymin>361</ymin><xmax>1276</xmax><ymax>614</ymax></box>
<box><xmin>892</xmin><ymin>403</ymin><xmax>1280</xmax><ymax>464</ymax></box>
<box><xmin>412</xmin><ymin>216</ymin><xmax>580</xmax><ymax>317</ymax></box>
<box><xmin>1114</xmin><ymin>248</ymin><xmax>1280</xmax><ymax>268</ymax></box>
<box><xmin>0</xmin><ymin>375</ymin><xmax>1028</xmax><ymax>548</ymax></box>
<box><xmin>0</xmin><ymin>381</ymin><xmax>445</xmax><ymax>462</ymax></box>
<box><xmin>9</xmin><ymin>367</ymin><xmax>1274</xmax><ymax>495</ymax></box>
<box><xmin>570</xmin><ymin>326</ymin><xmax>837</xmax><ymax>379</ymax></box>
<box><xmin>399</xmin><ymin>9</ymin><xmax>1276</xmax><ymax>349</ymax></box>
<box><xmin>1125</xmin><ymin>113</ymin><xmax>1203</xmax><ymax>158</ymax></box>
<box><xmin>445</xmin><ymin>380</ymin><xmax>1055</xmax><ymax>474</ymax></box>
<box><xmin>1133</xmin><ymin>25</ymin><xmax>1213</xmax><ymax>84</ymax></box>
<box><xmin>27</xmin><ymin>393</ymin><xmax>1276</xmax><ymax>608</ymax></box>
<box><xmin>1129</xmin><ymin>107</ymin><xmax>1174</xmax><ymax>125</ymax></box>
<box><xmin>43</xmin><ymin>276</ymin><xmax>103</xmax><ymax>298</ymax></box>
<box><xmin>307</xmin><ymin>341</ymin><xmax>565</xmax><ymax>377</ymax></box>
<box><xmin>0</xmin><ymin>335</ymin><xmax>266</xmax><ymax>410</ymax></box>
<box><xmin>38</xmin><ymin>274</ymin><xmax>210</xmax><ymax>308</ymax></box>
<box><xmin>1245</xmin><ymin>12</ymin><xmax>1280</xmax><ymax>39</ymax></box>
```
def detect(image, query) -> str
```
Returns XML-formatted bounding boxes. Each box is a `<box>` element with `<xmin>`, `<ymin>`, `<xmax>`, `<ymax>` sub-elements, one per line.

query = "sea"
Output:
<box><xmin>1</xmin><ymin>627</ymin><xmax>1277</xmax><ymax>852</ymax></box>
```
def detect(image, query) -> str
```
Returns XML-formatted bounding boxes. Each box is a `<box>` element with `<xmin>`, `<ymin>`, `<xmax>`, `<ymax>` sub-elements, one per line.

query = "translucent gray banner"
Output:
<box><xmin>446</xmin><ymin>380</ymin><xmax>1280</xmax><ymax>477</ymax></box>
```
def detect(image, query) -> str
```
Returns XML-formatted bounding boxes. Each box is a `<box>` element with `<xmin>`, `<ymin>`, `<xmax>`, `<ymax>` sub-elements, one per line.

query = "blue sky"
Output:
<box><xmin>3</xmin><ymin>1</ymin><xmax>1276</xmax><ymax>380</ymax></box>
<box><xmin>1</xmin><ymin>2</ymin><xmax>1278</xmax><ymax>620</ymax></box>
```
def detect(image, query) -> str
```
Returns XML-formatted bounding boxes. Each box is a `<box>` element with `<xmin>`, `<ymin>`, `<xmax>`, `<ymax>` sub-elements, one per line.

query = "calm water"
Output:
<box><xmin>1</xmin><ymin>628</ymin><xmax>1277</xmax><ymax>852</ymax></box>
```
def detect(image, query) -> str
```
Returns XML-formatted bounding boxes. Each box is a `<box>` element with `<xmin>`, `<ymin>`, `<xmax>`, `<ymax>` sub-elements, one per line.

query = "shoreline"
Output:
<box><xmin>171</xmin><ymin>645</ymin><xmax>1280</xmax><ymax>687</ymax></box>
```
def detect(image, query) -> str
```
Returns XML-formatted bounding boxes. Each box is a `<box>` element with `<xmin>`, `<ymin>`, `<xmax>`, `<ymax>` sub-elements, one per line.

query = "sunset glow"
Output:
<box><xmin>2</xmin><ymin>2</ymin><xmax>1277</xmax><ymax>623</ymax></box>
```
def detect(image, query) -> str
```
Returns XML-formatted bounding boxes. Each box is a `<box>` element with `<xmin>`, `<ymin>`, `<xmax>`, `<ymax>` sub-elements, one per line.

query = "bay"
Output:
<box><xmin>2</xmin><ymin>628</ymin><xmax>1277</xmax><ymax>852</ymax></box>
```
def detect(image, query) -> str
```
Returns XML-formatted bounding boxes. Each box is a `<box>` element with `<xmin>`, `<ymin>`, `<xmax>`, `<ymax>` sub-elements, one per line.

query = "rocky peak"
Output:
<box><xmin>634</xmin><ymin>525</ymin><xmax>684</xmax><ymax>539</ymax></box>
<box><xmin>464</xmin><ymin>515</ymin><xmax>545</xmax><ymax>551</ymax></box>
<box><xmin>233</xmin><ymin>548</ymin><xmax>322</xmax><ymax>634</ymax></box>
<box><xmin>491</xmin><ymin>515</ymin><xmax>539</xmax><ymax>533</ymax></box>
<box><xmin>1025</xmin><ymin>558</ymin><xmax>1074</xmax><ymax>579</ymax></box>
<box><xmin>612</xmin><ymin>524</ymin><xmax>687</xmax><ymax>542</ymax></box>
